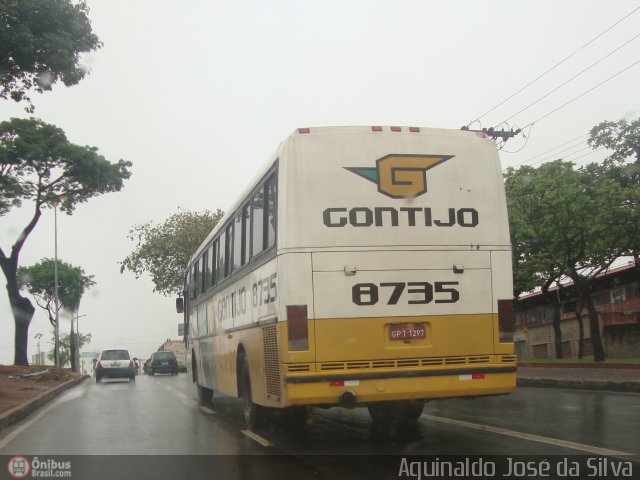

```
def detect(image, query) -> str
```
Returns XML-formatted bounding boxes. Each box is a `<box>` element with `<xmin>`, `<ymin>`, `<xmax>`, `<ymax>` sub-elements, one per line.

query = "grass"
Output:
<box><xmin>519</xmin><ymin>356</ymin><xmax>640</xmax><ymax>365</ymax></box>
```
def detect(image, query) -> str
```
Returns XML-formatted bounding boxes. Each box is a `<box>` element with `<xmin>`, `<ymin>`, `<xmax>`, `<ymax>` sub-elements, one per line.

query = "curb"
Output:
<box><xmin>517</xmin><ymin>377</ymin><xmax>640</xmax><ymax>393</ymax></box>
<box><xmin>0</xmin><ymin>375</ymin><xmax>89</xmax><ymax>433</ymax></box>
<box><xmin>518</xmin><ymin>363</ymin><xmax>640</xmax><ymax>370</ymax></box>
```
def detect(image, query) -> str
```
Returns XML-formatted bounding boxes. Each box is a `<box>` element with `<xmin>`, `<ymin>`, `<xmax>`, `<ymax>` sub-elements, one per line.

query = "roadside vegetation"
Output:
<box><xmin>0</xmin><ymin>0</ymin><xmax>130</xmax><ymax>365</ymax></box>
<box><xmin>506</xmin><ymin>118</ymin><xmax>640</xmax><ymax>362</ymax></box>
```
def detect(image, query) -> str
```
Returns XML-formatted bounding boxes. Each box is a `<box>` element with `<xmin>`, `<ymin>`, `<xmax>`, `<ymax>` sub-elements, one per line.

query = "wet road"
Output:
<box><xmin>0</xmin><ymin>374</ymin><xmax>638</xmax><ymax>479</ymax></box>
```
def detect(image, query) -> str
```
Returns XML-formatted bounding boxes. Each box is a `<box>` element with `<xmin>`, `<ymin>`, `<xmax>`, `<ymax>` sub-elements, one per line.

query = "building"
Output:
<box><xmin>514</xmin><ymin>262</ymin><xmax>640</xmax><ymax>359</ymax></box>
<box><xmin>157</xmin><ymin>339</ymin><xmax>187</xmax><ymax>366</ymax></box>
<box><xmin>80</xmin><ymin>351</ymin><xmax>99</xmax><ymax>375</ymax></box>
<box><xmin>31</xmin><ymin>351</ymin><xmax>53</xmax><ymax>365</ymax></box>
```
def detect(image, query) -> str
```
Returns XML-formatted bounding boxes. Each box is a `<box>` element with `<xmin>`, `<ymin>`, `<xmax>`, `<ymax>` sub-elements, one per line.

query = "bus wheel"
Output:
<box><xmin>239</xmin><ymin>356</ymin><xmax>265</xmax><ymax>429</ymax></box>
<box><xmin>368</xmin><ymin>400</ymin><xmax>424</xmax><ymax>422</ymax></box>
<box><xmin>368</xmin><ymin>403</ymin><xmax>395</xmax><ymax>423</ymax></box>
<box><xmin>403</xmin><ymin>400</ymin><xmax>424</xmax><ymax>420</ymax></box>
<box><xmin>193</xmin><ymin>357</ymin><xmax>213</xmax><ymax>403</ymax></box>
<box><xmin>197</xmin><ymin>384</ymin><xmax>214</xmax><ymax>403</ymax></box>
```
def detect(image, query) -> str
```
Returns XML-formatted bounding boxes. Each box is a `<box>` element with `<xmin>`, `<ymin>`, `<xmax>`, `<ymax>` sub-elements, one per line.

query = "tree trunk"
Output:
<box><xmin>542</xmin><ymin>281</ymin><xmax>563</xmax><ymax>359</ymax></box>
<box><xmin>574</xmin><ymin>305</ymin><xmax>585</xmax><ymax>359</ymax></box>
<box><xmin>585</xmin><ymin>296</ymin><xmax>606</xmax><ymax>362</ymax></box>
<box><xmin>551</xmin><ymin>303</ymin><xmax>563</xmax><ymax>359</ymax></box>
<box><xmin>1</xmin><ymin>257</ymin><xmax>35</xmax><ymax>366</ymax></box>
<box><xmin>69</xmin><ymin>321</ymin><xmax>76</xmax><ymax>372</ymax></box>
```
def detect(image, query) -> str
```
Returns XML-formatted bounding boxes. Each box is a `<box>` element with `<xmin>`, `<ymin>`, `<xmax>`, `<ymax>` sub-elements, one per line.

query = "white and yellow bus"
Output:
<box><xmin>179</xmin><ymin>125</ymin><xmax>516</xmax><ymax>428</ymax></box>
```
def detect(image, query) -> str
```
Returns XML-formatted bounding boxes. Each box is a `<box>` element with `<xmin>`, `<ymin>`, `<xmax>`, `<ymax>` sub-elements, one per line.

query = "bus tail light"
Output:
<box><xmin>96</xmin><ymin>361</ymin><xmax>103</xmax><ymax>369</ymax></box>
<box><xmin>498</xmin><ymin>299</ymin><xmax>514</xmax><ymax>342</ymax></box>
<box><xmin>287</xmin><ymin>305</ymin><xmax>309</xmax><ymax>351</ymax></box>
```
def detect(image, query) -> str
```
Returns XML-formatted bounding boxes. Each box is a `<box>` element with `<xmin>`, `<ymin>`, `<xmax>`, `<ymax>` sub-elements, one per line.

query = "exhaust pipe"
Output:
<box><xmin>339</xmin><ymin>390</ymin><xmax>357</xmax><ymax>408</ymax></box>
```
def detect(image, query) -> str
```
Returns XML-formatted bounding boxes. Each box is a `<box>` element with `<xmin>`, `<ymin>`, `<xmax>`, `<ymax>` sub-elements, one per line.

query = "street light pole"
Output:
<box><xmin>74</xmin><ymin>313</ymin><xmax>87</xmax><ymax>372</ymax></box>
<box><xmin>53</xmin><ymin>202</ymin><xmax>60</xmax><ymax>368</ymax></box>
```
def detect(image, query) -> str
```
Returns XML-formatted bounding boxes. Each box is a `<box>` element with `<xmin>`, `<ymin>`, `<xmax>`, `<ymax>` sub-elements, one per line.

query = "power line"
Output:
<box><xmin>555</xmin><ymin>145</ymin><xmax>594</xmax><ymax>161</ymax></box>
<box><xmin>529</xmin><ymin>142</ymin><xmax>591</xmax><ymax>166</ymax></box>
<box><xmin>516</xmin><ymin>108</ymin><xmax>640</xmax><ymax>166</ymax></box>
<box><xmin>496</xmin><ymin>32</ymin><xmax>640</xmax><ymax>128</ymax></box>
<box><xmin>521</xmin><ymin>58</ymin><xmax>640</xmax><ymax>129</ymax></box>
<box><xmin>514</xmin><ymin>133</ymin><xmax>588</xmax><ymax>166</ymax></box>
<box><xmin>508</xmin><ymin>109</ymin><xmax>640</xmax><ymax>168</ymax></box>
<box><xmin>466</xmin><ymin>5</ymin><xmax>640</xmax><ymax>127</ymax></box>
<box><xmin>569</xmin><ymin>147</ymin><xmax>606</xmax><ymax>163</ymax></box>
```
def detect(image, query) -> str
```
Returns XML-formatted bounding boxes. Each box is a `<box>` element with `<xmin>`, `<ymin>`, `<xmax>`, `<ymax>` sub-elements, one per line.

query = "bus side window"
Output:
<box><xmin>192</xmin><ymin>262</ymin><xmax>199</xmax><ymax>299</ymax></box>
<box><xmin>265</xmin><ymin>174</ymin><xmax>277</xmax><ymax>250</ymax></box>
<box><xmin>201</xmin><ymin>253</ymin><xmax>207</xmax><ymax>294</ymax></box>
<box><xmin>242</xmin><ymin>203</ymin><xmax>250</xmax><ymax>266</ymax></box>
<box><xmin>233</xmin><ymin>214</ymin><xmax>242</xmax><ymax>272</ymax></box>
<box><xmin>208</xmin><ymin>242</ymin><xmax>215</xmax><ymax>288</ymax></box>
<box><xmin>251</xmin><ymin>186</ymin><xmax>265</xmax><ymax>257</ymax></box>
<box><xmin>225</xmin><ymin>223</ymin><xmax>233</xmax><ymax>277</ymax></box>
<box><xmin>217</xmin><ymin>233</ymin><xmax>226</xmax><ymax>284</ymax></box>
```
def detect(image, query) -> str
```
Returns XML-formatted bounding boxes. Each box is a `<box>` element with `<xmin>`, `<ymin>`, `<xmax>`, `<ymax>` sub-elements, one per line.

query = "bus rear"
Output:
<box><xmin>276</xmin><ymin>126</ymin><xmax>516</xmax><ymax>414</ymax></box>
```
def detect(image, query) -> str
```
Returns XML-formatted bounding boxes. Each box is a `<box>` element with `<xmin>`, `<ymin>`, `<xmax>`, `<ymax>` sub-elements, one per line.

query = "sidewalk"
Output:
<box><xmin>517</xmin><ymin>364</ymin><xmax>640</xmax><ymax>393</ymax></box>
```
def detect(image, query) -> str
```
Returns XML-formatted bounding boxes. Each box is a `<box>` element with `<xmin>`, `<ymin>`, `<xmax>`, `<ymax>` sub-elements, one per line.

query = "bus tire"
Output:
<box><xmin>197</xmin><ymin>384</ymin><xmax>214</xmax><ymax>403</ymax></box>
<box><xmin>404</xmin><ymin>400</ymin><xmax>424</xmax><ymax>420</ymax></box>
<box><xmin>368</xmin><ymin>400</ymin><xmax>424</xmax><ymax>423</ymax></box>
<box><xmin>368</xmin><ymin>403</ymin><xmax>395</xmax><ymax>423</ymax></box>
<box><xmin>239</xmin><ymin>355</ymin><xmax>265</xmax><ymax>429</ymax></box>
<box><xmin>193</xmin><ymin>356</ymin><xmax>213</xmax><ymax>403</ymax></box>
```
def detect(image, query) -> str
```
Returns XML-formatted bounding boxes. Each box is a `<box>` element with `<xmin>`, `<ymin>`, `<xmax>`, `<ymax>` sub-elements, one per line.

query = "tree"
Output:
<box><xmin>17</xmin><ymin>258</ymin><xmax>95</xmax><ymax>326</ymax></box>
<box><xmin>588</xmin><ymin>118</ymin><xmax>640</xmax><ymax>165</ymax></box>
<box><xmin>506</xmin><ymin>164</ymin><xmax>568</xmax><ymax>359</ymax></box>
<box><xmin>47</xmin><ymin>332</ymin><xmax>92</xmax><ymax>368</ymax></box>
<box><xmin>0</xmin><ymin>0</ymin><xmax>102</xmax><ymax>112</ymax></box>
<box><xmin>589</xmin><ymin>118</ymin><xmax>640</xmax><ymax>263</ymax></box>
<box><xmin>18</xmin><ymin>258</ymin><xmax>95</xmax><ymax>369</ymax></box>
<box><xmin>121</xmin><ymin>209</ymin><xmax>224</xmax><ymax>296</ymax></box>
<box><xmin>505</xmin><ymin>160</ymin><xmax>640</xmax><ymax>361</ymax></box>
<box><xmin>0</xmin><ymin>117</ymin><xmax>131</xmax><ymax>365</ymax></box>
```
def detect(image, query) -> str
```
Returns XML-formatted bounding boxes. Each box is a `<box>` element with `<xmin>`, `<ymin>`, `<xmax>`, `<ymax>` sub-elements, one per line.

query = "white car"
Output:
<box><xmin>95</xmin><ymin>349</ymin><xmax>136</xmax><ymax>383</ymax></box>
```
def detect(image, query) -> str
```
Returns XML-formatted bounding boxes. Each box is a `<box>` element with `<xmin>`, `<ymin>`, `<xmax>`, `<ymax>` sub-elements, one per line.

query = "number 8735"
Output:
<box><xmin>351</xmin><ymin>281</ymin><xmax>459</xmax><ymax>306</ymax></box>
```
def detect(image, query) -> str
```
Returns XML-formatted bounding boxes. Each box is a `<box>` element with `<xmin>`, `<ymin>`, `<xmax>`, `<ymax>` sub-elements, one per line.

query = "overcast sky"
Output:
<box><xmin>1</xmin><ymin>1</ymin><xmax>639</xmax><ymax>364</ymax></box>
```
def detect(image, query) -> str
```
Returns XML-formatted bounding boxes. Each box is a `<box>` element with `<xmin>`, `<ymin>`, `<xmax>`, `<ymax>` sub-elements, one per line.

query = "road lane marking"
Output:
<box><xmin>241</xmin><ymin>430</ymin><xmax>274</xmax><ymax>447</ymax></box>
<box><xmin>421</xmin><ymin>414</ymin><xmax>635</xmax><ymax>457</ymax></box>
<box><xmin>200</xmin><ymin>406</ymin><xmax>216</xmax><ymax>415</ymax></box>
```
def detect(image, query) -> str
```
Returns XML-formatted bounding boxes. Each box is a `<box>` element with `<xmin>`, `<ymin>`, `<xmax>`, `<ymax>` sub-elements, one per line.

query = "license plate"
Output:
<box><xmin>389</xmin><ymin>324</ymin><xmax>426</xmax><ymax>340</ymax></box>
<box><xmin>161</xmin><ymin>362</ymin><xmax>169</xmax><ymax>366</ymax></box>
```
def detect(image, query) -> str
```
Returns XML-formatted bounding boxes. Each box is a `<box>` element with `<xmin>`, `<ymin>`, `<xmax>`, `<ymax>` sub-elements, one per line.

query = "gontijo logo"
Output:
<box><xmin>345</xmin><ymin>154</ymin><xmax>454</xmax><ymax>199</ymax></box>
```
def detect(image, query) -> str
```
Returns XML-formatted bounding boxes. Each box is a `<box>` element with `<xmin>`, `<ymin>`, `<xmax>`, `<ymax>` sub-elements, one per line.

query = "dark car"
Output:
<box><xmin>148</xmin><ymin>351</ymin><xmax>179</xmax><ymax>375</ymax></box>
<box><xmin>95</xmin><ymin>349</ymin><xmax>136</xmax><ymax>383</ymax></box>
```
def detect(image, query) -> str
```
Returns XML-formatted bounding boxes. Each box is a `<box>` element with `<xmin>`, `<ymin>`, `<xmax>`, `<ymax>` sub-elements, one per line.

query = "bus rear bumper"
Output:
<box><xmin>283</xmin><ymin>366</ymin><xmax>517</xmax><ymax>406</ymax></box>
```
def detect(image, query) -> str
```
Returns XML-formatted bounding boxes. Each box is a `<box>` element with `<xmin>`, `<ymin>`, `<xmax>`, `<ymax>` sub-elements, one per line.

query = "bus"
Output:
<box><xmin>178</xmin><ymin>125</ymin><xmax>516</xmax><ymax>428</ymax></box>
